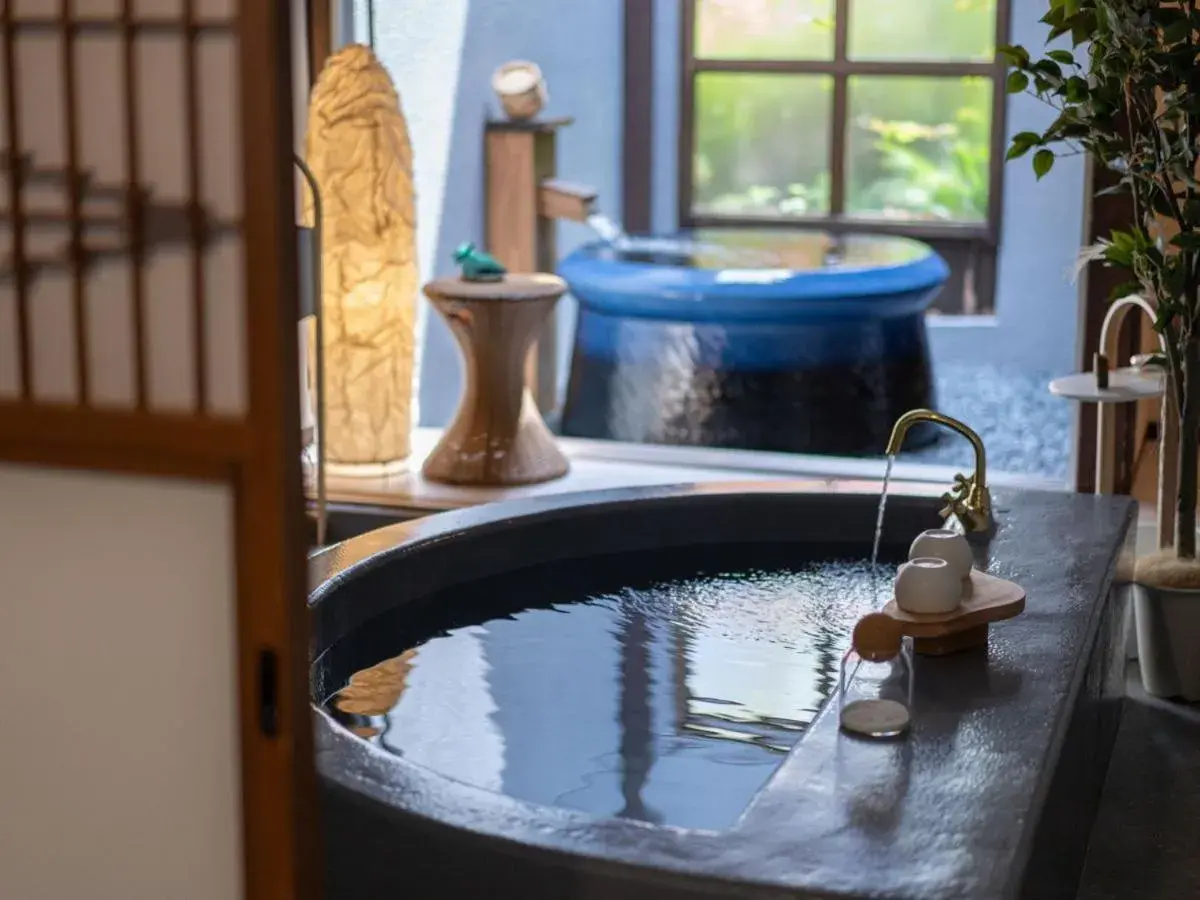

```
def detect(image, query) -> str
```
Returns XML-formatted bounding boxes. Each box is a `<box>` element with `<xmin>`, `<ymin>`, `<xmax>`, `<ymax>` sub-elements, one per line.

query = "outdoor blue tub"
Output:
<box><xmin>558</xmin><ymin>229</ymin><xmax>950</xmax><ymax>456</ymax></box>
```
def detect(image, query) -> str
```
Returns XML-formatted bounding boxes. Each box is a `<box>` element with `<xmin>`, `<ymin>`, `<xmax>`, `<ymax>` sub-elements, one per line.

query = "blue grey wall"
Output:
<box><xmin>927</xmin><ymin>0</ymin><xmax>1087</xmax><ymax>376</ymax></box>
<box><xmin>366</xmin><ymin>0</ymin><xmax>622</xmax><ymax>425</ymax></box>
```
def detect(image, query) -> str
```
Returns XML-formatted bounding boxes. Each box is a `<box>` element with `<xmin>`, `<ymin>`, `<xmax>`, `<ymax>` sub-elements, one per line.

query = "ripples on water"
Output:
<box><xmin>319</xmin><ymin>543</ymin><xmax>895</xmax><ymax>831</ymax></box>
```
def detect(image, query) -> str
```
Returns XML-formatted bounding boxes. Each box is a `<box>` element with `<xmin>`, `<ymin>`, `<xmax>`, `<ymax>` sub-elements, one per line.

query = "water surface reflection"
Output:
<box><xmin>321</xmin><ymin>543</ymin><xmax>890</xmax><ymax>830</ymax></box>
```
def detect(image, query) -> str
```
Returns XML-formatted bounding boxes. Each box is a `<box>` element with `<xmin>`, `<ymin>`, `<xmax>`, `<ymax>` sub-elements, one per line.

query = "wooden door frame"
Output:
<box><xmin>623</xmin><ymin>0</ymin><xmax>655</xmax><ymax>234</ymax></box>
<box><xmin>238</xmin><ymin>4</ymin><xmax>318</xmax><ymax>898</ymax></box>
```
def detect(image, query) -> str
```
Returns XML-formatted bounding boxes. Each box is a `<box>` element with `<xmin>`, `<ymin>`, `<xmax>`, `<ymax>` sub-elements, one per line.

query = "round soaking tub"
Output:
<box><xmin>309</xmin><ymin>482</ymin><xmax>1134</xmax><ymax>900</ymax></box>
<box><xmin>558</xmin><ymin>230</ymin><xmax>949</xmax><ymax>456</ymax></box>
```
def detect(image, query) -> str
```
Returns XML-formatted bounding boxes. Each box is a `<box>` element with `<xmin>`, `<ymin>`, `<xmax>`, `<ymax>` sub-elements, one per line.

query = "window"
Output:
<box><xmin>680</xmin><ymin>0</ymin><xmax>1010</xmax><ymax>313</ymax></box>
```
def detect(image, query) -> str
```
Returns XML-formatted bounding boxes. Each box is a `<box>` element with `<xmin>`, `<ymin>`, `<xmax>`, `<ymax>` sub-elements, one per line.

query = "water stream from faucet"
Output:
<box><xmin>871</xmin><ymin>454</ymin><xmax>895</xmax><ymax>569</ymax></box>
<box><xmin>586</xmin><ymin>212</ymin><xmax>629</xmax><ymax>247</ymax></box>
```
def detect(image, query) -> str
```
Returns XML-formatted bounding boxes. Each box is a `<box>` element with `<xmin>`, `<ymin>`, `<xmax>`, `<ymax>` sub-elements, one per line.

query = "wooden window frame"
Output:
<box><xmin>622</xmin><ymin>0</ymin><xmax>1013</xmax><ymax>313</ymax></box>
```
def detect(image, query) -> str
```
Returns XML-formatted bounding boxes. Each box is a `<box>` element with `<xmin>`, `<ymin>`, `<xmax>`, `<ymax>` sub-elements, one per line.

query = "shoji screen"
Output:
<box><xmin>0</xmin><ymin>3</ymin><xmax>314</xmax><ymax>899</ymax></box>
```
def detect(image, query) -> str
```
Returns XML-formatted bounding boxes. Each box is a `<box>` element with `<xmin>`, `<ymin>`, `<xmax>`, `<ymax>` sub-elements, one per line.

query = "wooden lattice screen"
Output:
<box><xmin>0</xmin><ymin>1</ymin><xmax>314</xmax><ymax>897</ymax></box>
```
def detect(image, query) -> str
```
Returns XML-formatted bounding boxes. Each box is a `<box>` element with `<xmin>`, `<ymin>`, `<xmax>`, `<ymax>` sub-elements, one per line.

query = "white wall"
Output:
<box><xmin>362</xmin><ymin>0</ymin><xmax>623</xmax><ymax>425</ymax></box>
<box><xmin>0</xmin><ymin>465</ymin><xmax>244</xmax><ymax>900</ymax></box>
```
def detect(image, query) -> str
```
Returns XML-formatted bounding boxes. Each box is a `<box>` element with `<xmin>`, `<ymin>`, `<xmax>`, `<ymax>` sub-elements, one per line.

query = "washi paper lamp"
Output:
<box><xmin>305</xmin><ymin>44</ymin><xmax>418</xmax><ymax>473</ymax></box>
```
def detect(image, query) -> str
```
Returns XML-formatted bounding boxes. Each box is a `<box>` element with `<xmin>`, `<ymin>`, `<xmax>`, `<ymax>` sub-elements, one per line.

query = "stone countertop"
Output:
<box><xmin>312</xmin><ymin>484</ymin><xmax>1133</xmax><ymax>900</ymax></box>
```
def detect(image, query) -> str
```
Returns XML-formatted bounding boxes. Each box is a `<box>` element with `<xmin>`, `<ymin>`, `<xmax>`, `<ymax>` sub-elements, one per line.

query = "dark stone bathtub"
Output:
<box><xmin>309</xmin><ymin>483</ymin><xmax>1134</xmax><ymax>899</ymax></box>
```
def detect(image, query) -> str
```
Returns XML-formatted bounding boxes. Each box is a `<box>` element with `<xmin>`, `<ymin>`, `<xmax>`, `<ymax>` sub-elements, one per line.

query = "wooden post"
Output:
<box><xmin>622</xmin><ymin>0</ymin><xmax>654</xmax><ymax>234</ymax></box>
<box><xmin>305</xmin><ymin>0</ymin><xmax>333</xmax><ymax>82</ymax></box>
<box><xmin>484</xmin><ymin>117</ymin><xmax>574</xmax><ymax>413</ymax></box>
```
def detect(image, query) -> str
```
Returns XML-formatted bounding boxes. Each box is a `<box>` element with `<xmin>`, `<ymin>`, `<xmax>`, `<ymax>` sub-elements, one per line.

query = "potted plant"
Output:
<box><xmin>1003</xmin><ymin>0</ymin><xmax>1200</xmax><ymax>699</ymax></box>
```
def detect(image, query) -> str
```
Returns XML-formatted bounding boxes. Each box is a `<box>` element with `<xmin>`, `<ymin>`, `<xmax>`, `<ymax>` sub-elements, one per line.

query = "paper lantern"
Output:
<box><xmin>304</xmin><ymin>44</ymin><xmax>418</xmax><ymax>471</ymax></box>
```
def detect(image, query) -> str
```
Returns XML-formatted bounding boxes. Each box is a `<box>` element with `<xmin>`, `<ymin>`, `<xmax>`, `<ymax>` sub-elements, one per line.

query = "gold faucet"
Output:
<box><xmin>886</xmin><ymin>409</ymin><xmax>994</xmax><ymax>534</ymax></box>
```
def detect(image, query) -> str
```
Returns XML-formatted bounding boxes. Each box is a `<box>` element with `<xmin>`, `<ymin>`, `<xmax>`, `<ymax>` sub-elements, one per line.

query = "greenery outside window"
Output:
<box><xmin>680</xmin><ymin>0</ymin><xmax>1010</xmax><ymax>313</ymax></box>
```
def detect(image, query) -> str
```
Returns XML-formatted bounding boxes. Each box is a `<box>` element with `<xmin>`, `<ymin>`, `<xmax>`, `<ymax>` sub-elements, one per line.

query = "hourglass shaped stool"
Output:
<box><xmin>422</xmin><ymin>274</ymin><xmax>569</xmax><ymax>486</ymax></box>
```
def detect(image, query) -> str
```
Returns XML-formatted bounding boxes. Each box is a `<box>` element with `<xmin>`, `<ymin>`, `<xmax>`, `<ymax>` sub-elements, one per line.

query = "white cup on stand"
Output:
<box><xmin>909</xmin><ymin>528</ymin><xmax>974</xmax><ymax>582</ymax></box>
<box><xmin>894</xmin><ymin>557</ymin><xmax>962</xmax><ymax>615</ymax></box>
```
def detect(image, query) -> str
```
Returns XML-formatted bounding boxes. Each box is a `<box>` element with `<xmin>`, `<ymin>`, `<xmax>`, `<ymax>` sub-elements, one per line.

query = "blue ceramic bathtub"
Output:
<box><xmin>558</xmin><ymin>229</ymin><xmax>950</xmax><ymax>456</ymax></box>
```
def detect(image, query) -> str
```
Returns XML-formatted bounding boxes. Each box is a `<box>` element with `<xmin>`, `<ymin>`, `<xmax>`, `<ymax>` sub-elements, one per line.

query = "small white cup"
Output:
<box><xmin>909</xmin><ymin>528</ymin><xmax>974</xmax><ymax>582</ymax></box>
<box><xmin>895</xmin><ymin>557</ymin><xmax>962</xmax><ymax>615</ymax></box>
<box><xmin>492</xmin><ymin>61</ymin><xmax>547</xmax><ymax>120</ymax></box>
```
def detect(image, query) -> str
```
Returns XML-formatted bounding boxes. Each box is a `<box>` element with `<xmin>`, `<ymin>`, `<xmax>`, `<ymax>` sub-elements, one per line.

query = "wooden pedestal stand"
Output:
<box><xmin>882</xmin><ymin>570</ymin><xmax>1026</xmax><ymax>655</ymax></box>
<box><xmin>422</xmin><ymin>274</ymin><xmax>570</xmax><ymax>486</ymax></box>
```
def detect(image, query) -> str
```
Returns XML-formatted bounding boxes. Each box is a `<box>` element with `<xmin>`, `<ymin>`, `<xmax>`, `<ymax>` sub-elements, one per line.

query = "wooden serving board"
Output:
<box><xmin>882</xmin><ymin>570</ymin><xmax>1026</xmax><ymax>655</ymax></box>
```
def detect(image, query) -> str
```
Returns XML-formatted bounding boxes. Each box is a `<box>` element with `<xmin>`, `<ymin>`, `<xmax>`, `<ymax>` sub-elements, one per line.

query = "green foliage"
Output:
<box><xmin>1006</xmin><ymin>70</ymin><xmax>1030</xmax><ymax>93</ymax></box>
<box><xmin>1002</xmin><ymin>0</ymin><xmax>1200</xmax><ymax>555</ymax></box>
<box><xmin>1033</xmin><ymin>148</ymin><xmax>1055</xmax><ymax>179</ymax></box>
<box><xmin>855</xmin><ymin>108</ymin><xmax>989</xmax><ymax>220</ymax></box>
<box><xmin>692</xmin><ymin>3</ymin><xmax>994</xmax><ymax>223</ymax></box>
<box><xmin>696</xmin><ymin>77</ymin><xmax>990</xmax><ymax>222</ymax></box>
<box><xmin>698</xmin><ymin>102</ymin><xmax>990</xmax><ymax>221</ymax></box>
<box><xmin>1002</xmin><ymin>1</ymin><xmax>1200</xmax><ymax>328</ymax></box>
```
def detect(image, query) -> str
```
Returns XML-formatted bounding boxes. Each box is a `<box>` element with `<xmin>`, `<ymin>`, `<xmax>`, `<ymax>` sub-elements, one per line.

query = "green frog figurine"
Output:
<box><xmin>454</xmin><ymin>242</ymin><xmax>507</xmax><ymax>283</ymax></box>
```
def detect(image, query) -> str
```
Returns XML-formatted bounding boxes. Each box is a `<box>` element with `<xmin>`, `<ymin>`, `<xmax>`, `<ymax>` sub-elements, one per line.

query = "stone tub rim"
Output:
<box><xmin>309</xmin><ymin>481</ymin><xmax>1134</xmax><ymax>900</ymax></box>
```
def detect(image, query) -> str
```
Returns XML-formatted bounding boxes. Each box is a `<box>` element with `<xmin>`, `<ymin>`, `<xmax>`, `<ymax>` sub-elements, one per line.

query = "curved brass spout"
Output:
<box><xmin>886</xmin><ymin>409</ymin><xmax>993</xmax><ymax>534</ymax></box>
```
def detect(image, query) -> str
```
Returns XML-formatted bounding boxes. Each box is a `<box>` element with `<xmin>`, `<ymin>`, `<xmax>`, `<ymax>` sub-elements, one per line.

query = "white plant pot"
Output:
<box><xmin>1134</xmin><ymin>581</ymin><xmax>1200</xmax><ymax>701</ymax></box>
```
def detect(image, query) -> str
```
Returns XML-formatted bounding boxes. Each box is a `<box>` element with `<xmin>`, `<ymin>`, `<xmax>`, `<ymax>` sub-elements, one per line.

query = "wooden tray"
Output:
<box><xmin>882</xmin><ymin>569</ymin><xmax>1026</xmax><ymax>656</ymax></box>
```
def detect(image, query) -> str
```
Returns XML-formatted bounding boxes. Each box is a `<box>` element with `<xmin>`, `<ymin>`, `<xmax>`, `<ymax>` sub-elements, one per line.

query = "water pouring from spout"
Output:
<box><xmin>586</xmin><ymin>212</ymin><xmax>629</xmax><ymax>248</ymax></box>
<box><xmin>872</xmin><ymin>454</ymin><xmax>895</xmax><ymax>569</ymax></box>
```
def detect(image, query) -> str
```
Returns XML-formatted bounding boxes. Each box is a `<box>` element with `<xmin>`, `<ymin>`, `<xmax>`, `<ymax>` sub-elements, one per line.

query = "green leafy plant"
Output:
<box><xmin>1003</xmin><ymin>0</ymin><xmax>1200</xmax><ymax>559</ymax></box>
<box><xmin>861</xmin><ymin>106</ymin><xmax>990</xmax><ymax>220</ymax></box>
<box><xmin>699</xmin><ymin>102</ymin><xmax>987</xmax><ymax>222</ymax></box>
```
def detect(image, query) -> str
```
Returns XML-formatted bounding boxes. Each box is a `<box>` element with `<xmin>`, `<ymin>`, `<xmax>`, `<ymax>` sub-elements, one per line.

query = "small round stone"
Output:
<box><xmin>839</xmin><ymin>699</ymin><xmax>911</xmax><ymax>738</ymax></box>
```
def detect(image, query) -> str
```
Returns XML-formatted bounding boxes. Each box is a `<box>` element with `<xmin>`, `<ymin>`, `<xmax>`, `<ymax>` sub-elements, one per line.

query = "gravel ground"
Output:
<box><xmin>898</xmin><ymin>362</ymin><xmax>1072</xmax><ymax>482</ymax></box>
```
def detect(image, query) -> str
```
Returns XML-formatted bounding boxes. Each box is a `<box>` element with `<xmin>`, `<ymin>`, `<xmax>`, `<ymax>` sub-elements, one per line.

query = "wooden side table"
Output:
<box><xmin>422</xmin><ymin>274</ymin><xmax>570</xmax><ymax>486</ymax></box>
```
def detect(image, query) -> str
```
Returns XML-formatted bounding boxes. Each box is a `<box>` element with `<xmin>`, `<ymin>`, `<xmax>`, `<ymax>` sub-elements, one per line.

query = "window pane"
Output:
<box><xmin>695</xmin><ymin>0</ymin><xmax>834</xmax><ymax>61</ymax></box>
<box><xmin>845</xmin><ymin>76</ymin><xmax>991</xmax><ymax>223</ymax></box>
<box><xmin>848</xmin><ymin>0</ymin><xmax>996</xmax><ymax>62</ymax></box>
<box><xmin>693</xmin><ymin>73</ymin><xmax>833</xmax><ymax>218</ymax></box>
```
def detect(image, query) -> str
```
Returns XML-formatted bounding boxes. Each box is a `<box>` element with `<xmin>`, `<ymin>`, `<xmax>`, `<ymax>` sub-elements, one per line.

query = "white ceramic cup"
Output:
<box><xmin>909</xmin><ymin>528</ymin><xmax>974</xmax><ymax>582</ymax></box>
<box><xmin>492</xmin><ymin>61</ymin><xmax>547</xmax><ymax>120</ymax></box>
<box><xmin>895</xmin><ymin>557</ymin><xmax>962</xmax><ymax>615</ymax></box>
